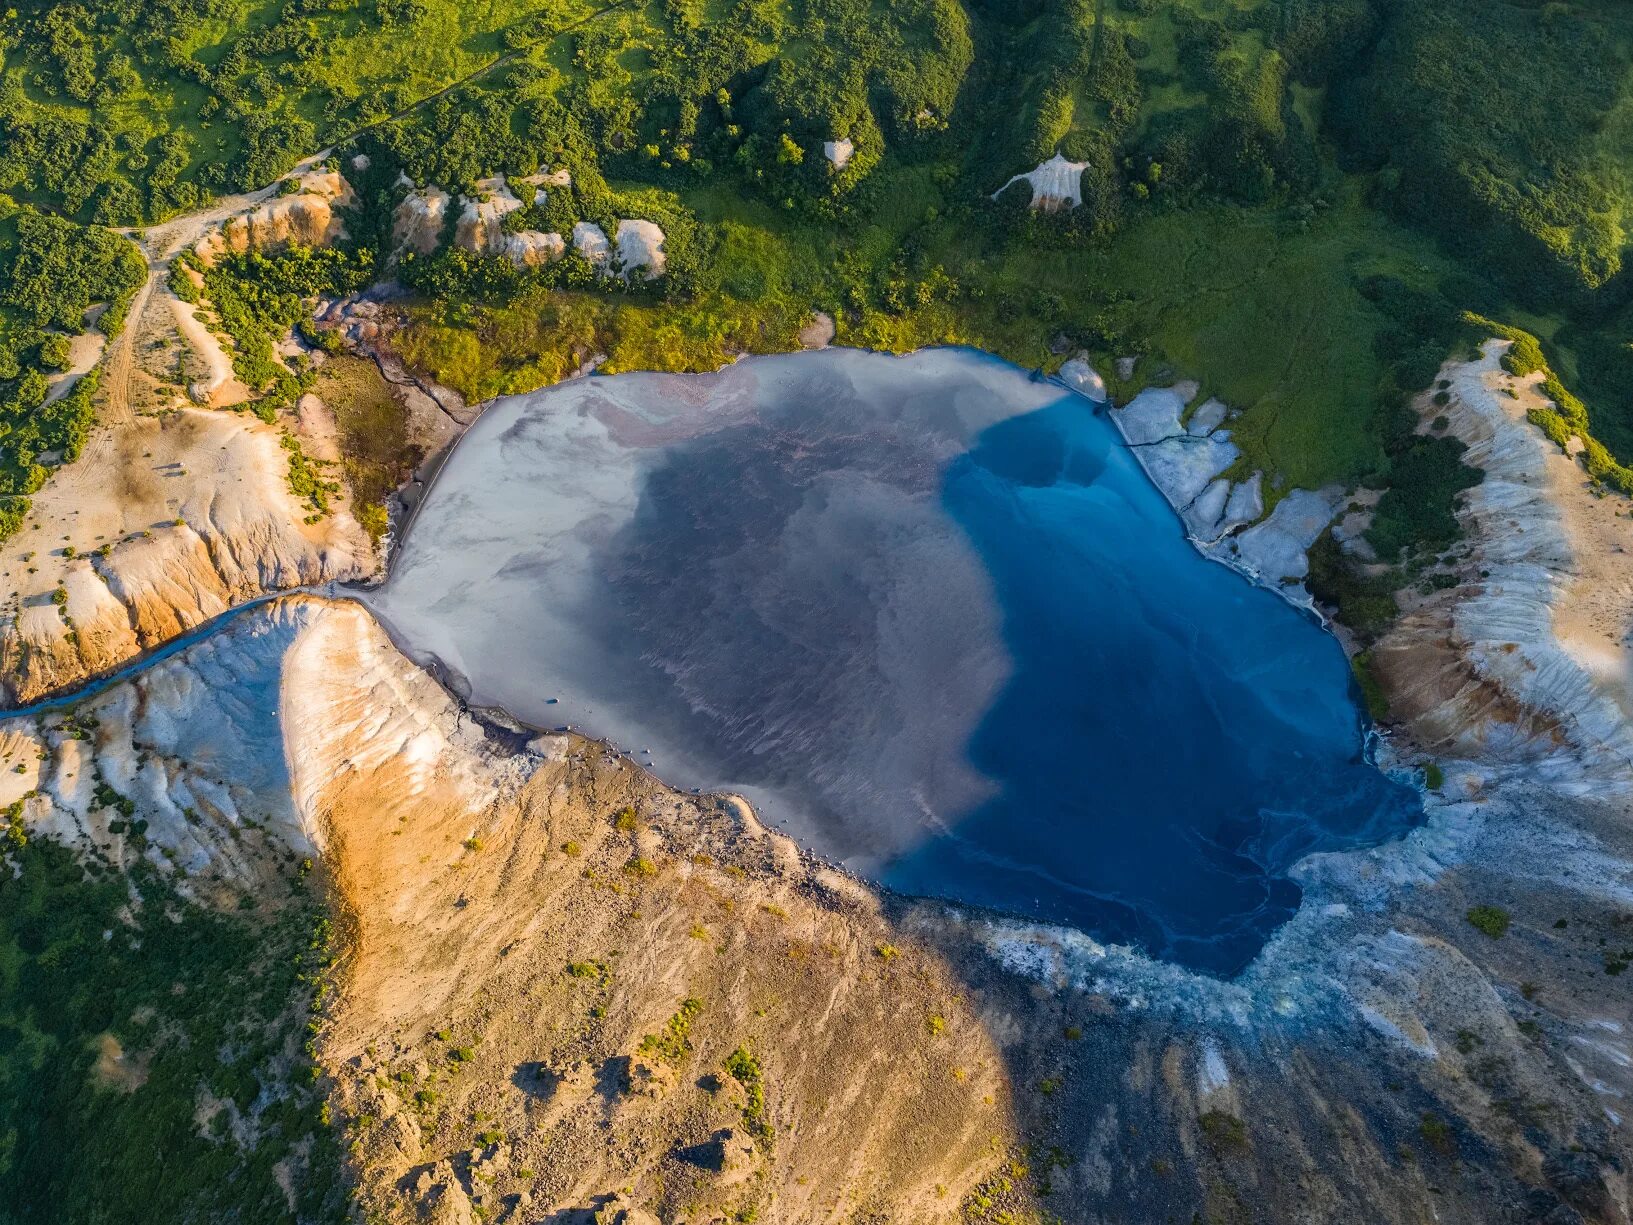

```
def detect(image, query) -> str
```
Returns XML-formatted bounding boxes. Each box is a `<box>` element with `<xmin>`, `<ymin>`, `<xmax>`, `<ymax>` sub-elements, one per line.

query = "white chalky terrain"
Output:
<box><xmin>993</xmin><ymin>152</ymin><xmax>1090</xmax><ymax>210</ymax></box>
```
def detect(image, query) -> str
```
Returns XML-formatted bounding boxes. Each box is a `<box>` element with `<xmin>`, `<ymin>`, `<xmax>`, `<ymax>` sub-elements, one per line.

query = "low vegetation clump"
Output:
<box><xmin>1418</xmin><ymin>1111</ymin><xmax>1455</xmax><ymax>1157</ymax></box>
<box><xmin>638</xmin><ymin>995</ymin><xmax>703</xmax><ymax>1064</ymax></box>
<box><xmin>281</xmin><ymin>435</ymin><xmax>338</xmax><ymax>520</ymax></box>
<box><xmin>723</xmin><ymin>1043</ymin><xmax>772</xmax><ymax>1144</ymax></box>
<box><xmin>1466</xmin><ymin>905</ymin><xmax>1512</xmax><ymax>939</ymax></box>
<box><xmin>1198</xmin><ymin>1109</ymin><xmax>1248</xmax><ymax>1153</ymax></box>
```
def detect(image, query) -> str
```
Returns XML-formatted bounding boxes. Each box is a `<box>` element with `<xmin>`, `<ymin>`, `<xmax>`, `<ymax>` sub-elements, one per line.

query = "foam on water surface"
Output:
<box><xmin>371</xmin><ymin>348</ymin><xmax>1421</xmax><ymax>975</ymax></box>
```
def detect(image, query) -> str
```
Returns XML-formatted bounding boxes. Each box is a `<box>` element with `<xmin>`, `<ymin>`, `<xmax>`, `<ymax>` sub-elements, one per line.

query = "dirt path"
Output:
<box><xmin>97</xmin><ymin>269</ymin><xmax>154</xmax><ymax>432</ymax></box>
<box><xmin>67</xmin><ymin>0</ymin><xmax>638</xmax><ymax>435</ymax></box>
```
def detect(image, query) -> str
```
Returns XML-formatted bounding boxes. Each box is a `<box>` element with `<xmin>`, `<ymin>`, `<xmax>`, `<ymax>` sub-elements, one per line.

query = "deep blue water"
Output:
<box><xmin>375</xmin><ymin>348</ymin><xmax>1423</xmax><ymax>978</ymax></box>
<box><xmin>883</xmin><ymin>399</ymin><xmax>1422</xmax><ymax>974</ymax></box>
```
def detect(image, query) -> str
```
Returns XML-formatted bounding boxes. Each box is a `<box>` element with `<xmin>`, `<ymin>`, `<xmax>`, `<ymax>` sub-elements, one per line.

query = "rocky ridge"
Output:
<box><xmin>1058</xmin><ymin>357</ymin><xmax>1343</xmax><ymax>598</ymax></box>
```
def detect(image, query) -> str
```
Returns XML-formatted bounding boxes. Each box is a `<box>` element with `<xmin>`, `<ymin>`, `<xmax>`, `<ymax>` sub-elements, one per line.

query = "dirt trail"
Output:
<box><xmin>96</xmin><ymin>270</ymin><xmax>154</xmax><ymax>433</ymax></box>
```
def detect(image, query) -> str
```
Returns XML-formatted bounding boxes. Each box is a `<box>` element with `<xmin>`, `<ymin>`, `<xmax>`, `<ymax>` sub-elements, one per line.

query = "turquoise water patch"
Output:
<box><xmin>887</xmin><ymin>399</ymin><xmax>1418</xmax><ymax>972</ymax></box>
<box><xmin>372</xmin><ymin>348</ymin><xmax>1421</xmax><ymax>977</ymax></box>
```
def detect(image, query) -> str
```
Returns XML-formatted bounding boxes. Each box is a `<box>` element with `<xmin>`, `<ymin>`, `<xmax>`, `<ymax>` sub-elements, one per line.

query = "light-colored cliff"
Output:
<box><xmin>2</xmin><ymin>597</ymin><xmax>1019</xmax><ymax>1223</ymax></box>
<box><xmin>194</xmin><ymin>168</ymin><xmax>356</xmax><ymax>264</ymax></box>
<box><xmin>1376</xmin><ymin>340</ymin><xmax>1633</xmax><ymax>775</ymax></box>
<box><xmin>391</xmin><ymin>182</ymin><xmax>451</xmax><ymax>256</ymax></box>
<box><xmin>0</xmin><ymin>405</ymin><xmax>370</xmax><ymax>706</ymax></box>
<box><xmin>7</xmin><ymin>585</ymin><xmax>1627</xmax><ymax>1223</ymax></box>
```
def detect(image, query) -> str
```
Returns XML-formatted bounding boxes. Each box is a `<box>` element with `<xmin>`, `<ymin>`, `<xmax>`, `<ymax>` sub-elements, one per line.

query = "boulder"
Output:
<box><xmin>623</xmin><ymin>1056</ymin><xmax>675</xmax><ymax>1098</ymax></box>
<box><xmin>572</xmin><ymin>221</ymin><xmax>611</xmax><ymax>266</ymax></box>
<box><xmin>614</xmin><ymin>220</ymin><xmax>666</xmax><ymax>279</ymax></box>
<box><xmin>392</xmin><ymin>186</ymin><xmax>451</xmax><ymax>257</ymax></box>
<box><xmin>675</xmin><ymin>1127</ymin><xmax>758</xmax><ymax>1185</ymax></box>
<box><xmin>411</xmin><ymin>1160</ymin><xmax>476</xmax><ymax>1225</ymax></box>
<box><xmin>1056</xmin><ymin>356</ymin><xmax>1107</xmax><ymax>403</ymax></box>
<box><xmin>591</xmin><ymin>1195</ymin><xmax>661</xmax><ymax>1225</ymax></box>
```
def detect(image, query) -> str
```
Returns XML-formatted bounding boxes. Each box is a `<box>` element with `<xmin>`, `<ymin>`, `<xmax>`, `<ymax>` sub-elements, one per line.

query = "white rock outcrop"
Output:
<box><xmin>454</xmin><ymin>176</ymin><xmax>524</xmax><ymax>253</ymax></box>
<box><xmin>498</xmin><ymin>229</ymin><xmax>566</xmax><ymax>268</ymax></box>
<box><xmin>1113</xmin><ymin>386</ymin><xmax>1243</xmax><ymax>529</ymax></box>
<box><xmin>572</xmin><ymin>221</ymin><xmax>611</xmax><ymax>266</ymax></box>
<box><xmin>516</xmin><ymin>167</ymin><xmax>572</xmax><ymax>190</ymax></box>
<box><xmin>392</xmin><ymin>184</ymin><xmax>451</xmax><ymax>256</ymax></box>
<box><xmin>1376</xmin><ymin>339</ymin><xmax>1633</xmax><ymax>772</ymax></box>
<box><xmin>824</xmin><ymin>138</ymin><xmax>854</xmax><ymax>170</ymax></box>
<box><xmin>1221</xmin><ymin>487</ymin><xmax>1343</xmax><ymax>584</ymax></box>
<box><xmin>993</xmin><ymin>153</ymin><xmax>1089</xmax><ymax>211</ymax></box>
<box><xmin>1056</xmin><ymin>356</ymin><xmax>1107</xmax><ymax>403</ymax></box>
<box><xmin>1100</xmin><ymin>373</ymin><xmax>1331</xmax><ymax>590</ymax></box>
<box><xmin>614</xmin><ymin>219</ymin><xmax>666</xmax><ymax>279</ymax></box>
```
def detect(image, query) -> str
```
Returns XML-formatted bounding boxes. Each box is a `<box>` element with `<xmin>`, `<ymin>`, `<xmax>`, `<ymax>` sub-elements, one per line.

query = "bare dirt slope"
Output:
<box><xmin>0</xmin><ymin>402</ymin><xmax>370</xmax><ymax>705</ymax></box>
<box><xmin>282</xmin><ymin>601</ymin><xmax>1016</xmax><ymax>1224</ymax></box>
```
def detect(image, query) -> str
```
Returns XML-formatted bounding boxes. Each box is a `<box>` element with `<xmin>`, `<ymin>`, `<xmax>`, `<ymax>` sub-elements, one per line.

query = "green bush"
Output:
<box><xmin>1466</xmin><ymin>905</ymin><xmax>1511</xmax><ymax>939</ymax></box>
<box><xmin>638</xmin><ymin>996</ymin><xmax>704</xmax><ymax>1064</ymax></box>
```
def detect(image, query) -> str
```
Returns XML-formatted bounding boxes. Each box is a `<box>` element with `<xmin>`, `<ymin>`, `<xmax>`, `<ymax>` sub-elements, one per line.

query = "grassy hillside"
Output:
<box><xmin>0</xmin><ymin>197</ymin><xmax>145</xmax><ymax>536</ymax></box>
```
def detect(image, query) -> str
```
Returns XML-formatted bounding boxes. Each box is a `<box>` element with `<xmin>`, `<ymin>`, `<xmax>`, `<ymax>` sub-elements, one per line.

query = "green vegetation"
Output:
<box><xmin>178</xmin><ymin>244</ymin><xmax>372</xmax><ymax>420</ymax></box>
<box><xmin>723</xmin><ymin>1043</ymin><xmax>771</xmax><ymax>1144</ymax></box>
<box><xmin>1466</xmin><ymin>905</ymin><xmax>1512</xmax><ymax>940</ymax></box>
<box><xmin>0</xmin><ymin>837</ymin><xmax>343</xmax><ymax>1221</ymax></box>
<box><xmin>282</xmin><ymin>433</ymin><xmax>338</xmax><ymax>520</ymax></box>
<box><xmin>6</xmin><ymin>0</ymin><xmax>1633</xmax><ymax>652</ymax></box>
<box><xmin>1332</xmin><ymin>0</ymin><xmax>1632</xmax><ymax>298</ymax></box>
<box><xmin>637</xmin><ymin>995</ymin><xmax>702</xmax><ymax>1064</ymax></box>
<box><xmin>1344</xmin><ymin>648</ymin><xmax>1389</xmax><ymax>724</ymax></box>
<box><xmin>0</xmin><ymin>200</ymin><xmax>144</xmax><ymax>543</ymax></box>
<box><xmin>1418</xmin><ymin>1111</ymin><xmax>1455</xmax><ymax>1157</ymax></box>
<box><xmin>1469</xmin><ymin>314</ymin><xmax>1633</xmax><ymax>497</ymax></box>
<box><xmin>1198</xmin><ymin>1109</ymin><xmax>1247</xmax><ymax>1152</ymax></box>
<box><xmin>311</xmin><ymin>356</ymin><xmax>416</xmax><ymax>541</ymax></box>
